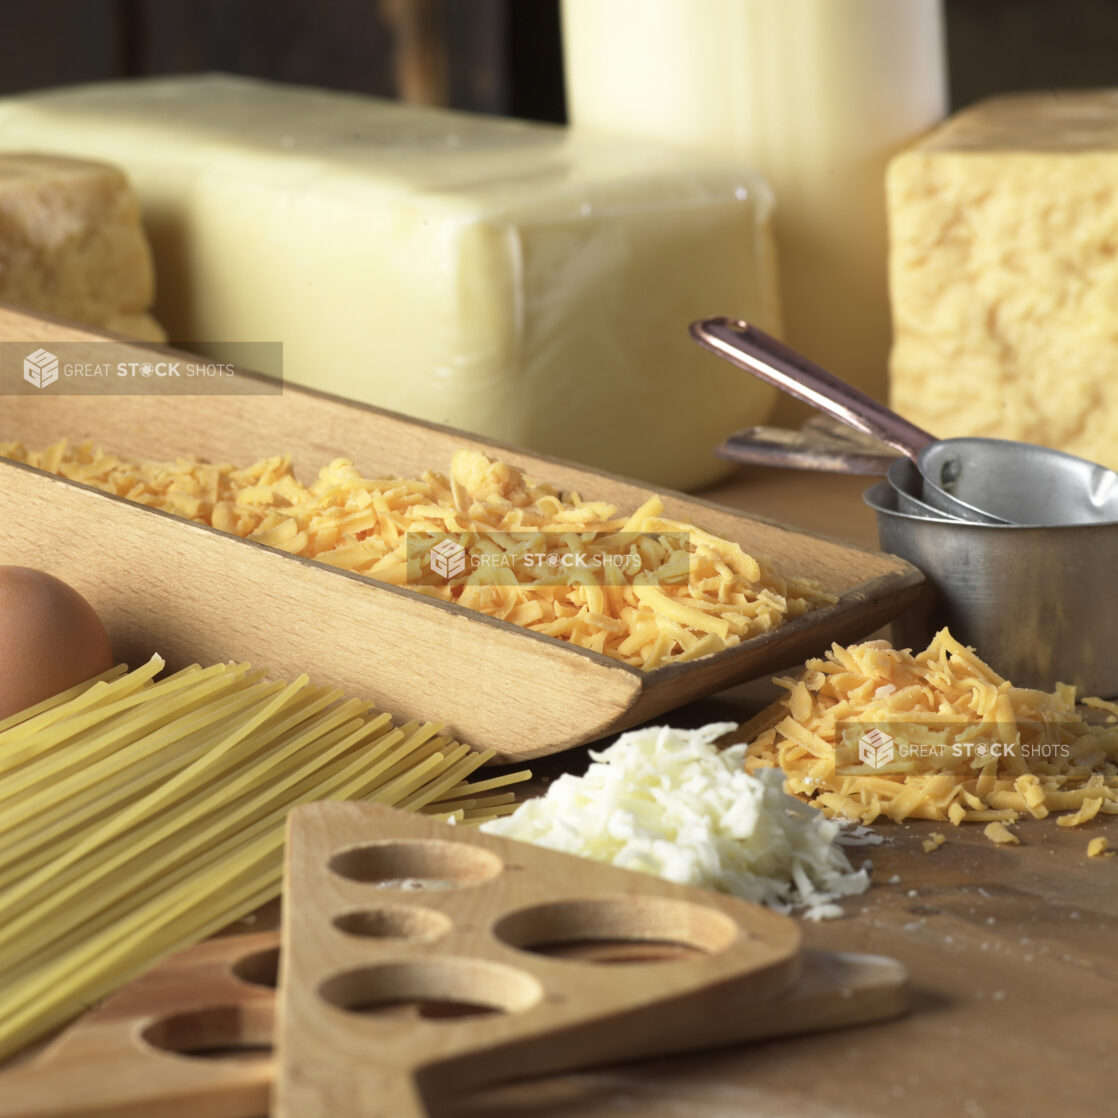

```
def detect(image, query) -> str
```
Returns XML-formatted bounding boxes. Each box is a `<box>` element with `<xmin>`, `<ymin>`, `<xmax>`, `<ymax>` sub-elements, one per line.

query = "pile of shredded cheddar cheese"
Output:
<box><xmin>0</xmin><ymin>439</ymin><xmax>833</xmax><ymax>669</ymax></box>
<box><xmin>744</xmin><ymin>628</ymin><xmax>1118</xmax><ymax>840</ymax></box>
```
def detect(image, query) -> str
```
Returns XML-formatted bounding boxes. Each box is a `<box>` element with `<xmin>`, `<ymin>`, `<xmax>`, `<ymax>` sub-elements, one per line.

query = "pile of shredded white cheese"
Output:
<box><xmin>481</xmin><ymin>723</ymin><xmax>874</xmax><ymax>921</ymax></box>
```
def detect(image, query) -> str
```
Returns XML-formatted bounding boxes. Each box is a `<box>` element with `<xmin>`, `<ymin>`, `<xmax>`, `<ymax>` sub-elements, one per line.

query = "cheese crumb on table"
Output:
<box><xmin>481</xmin><ymin>722</ymin><xmax>873</xmax><ymax>921</ymax></box>
<box><xmin>0</xmin><ymin>440</ymin><xmax>833</xmax><ymax>670</ymax></box>
<box><xmin>743</xmin><ymin>628</ymin><xmax>1118</xmax><ymax>829</ymax></box>
<box><xmin>984</xmin><ymin>822</ymin><xmax>1019</xmax><ymax>846</ymax></box>
<box><xmin>1087</xmin><ymin>837</ymin><xmax>1114</xmax><ymax>858</ymax></box>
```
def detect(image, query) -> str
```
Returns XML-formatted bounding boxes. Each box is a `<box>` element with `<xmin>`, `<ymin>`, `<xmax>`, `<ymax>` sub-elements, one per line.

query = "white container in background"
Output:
<box><xmin>562</xmin><ymin>0</ymin><xmax>947</xmax><ymax>407</ymax></box>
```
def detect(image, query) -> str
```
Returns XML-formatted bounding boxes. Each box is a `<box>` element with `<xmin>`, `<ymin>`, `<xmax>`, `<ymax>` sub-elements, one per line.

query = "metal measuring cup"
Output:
<box><xmin>865</xmin><ymin>480</ymin><xmax>1118</xmax><ymax>696</ymax></box>
<box><xmin>692</xmin><ymin>317</ymin><xmax>1118</xmax><ymax>527</ymax></box>
<box><xmin>918</xmin><ymin>437</ymin><xmax>1118</xmax><ymax>526</ymax></box>
<box><xmin>887</xmin><ymin>457</ymin><xmax>975</xmax><ymax>522</ymax></box>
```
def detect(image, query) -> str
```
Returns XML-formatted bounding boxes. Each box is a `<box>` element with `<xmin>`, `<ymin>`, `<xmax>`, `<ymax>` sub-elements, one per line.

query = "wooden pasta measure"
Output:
<box><xmin>0</xmin><ymin>931</ymin><xmax>280</xmax><ymax>1118</ymax></box>
<box><xmin>274</xmin><ymin>803</ymin><xmax>908</xmax><ymax>1118</ymax></box>
<box><xmin>0</xmin><ymin>805</ymin><xmax>907</xmax><ymax>1117</ymax></box>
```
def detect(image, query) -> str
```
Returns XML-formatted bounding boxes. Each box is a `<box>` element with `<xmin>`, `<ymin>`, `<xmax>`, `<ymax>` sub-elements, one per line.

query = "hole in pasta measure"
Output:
<box><xmin>231</xmin><ymin>946</ymin><xmax>281</xmax><ymax>989</ymax></box>
<box><xmin>327</xmin><ymin>840</ymin><xmax>502</xmax><ymax>890</ymax></box>
<box><xmin>332</xmin><ymin>906</ymin><xmax>451</xmax><ymax>942</ymax></box>
<box><xmin>140</xmin><ymin>1003</ymin><xmax>274</xmax><ymax>1061</ymax></box>
<box><xmin>317</xmin><ymin>958</ymin><xmax>541</xmax><ymax>1023</ymax></box>
<box><xmin>493</xmin><ymin>896</ymin><xmax>738</xmax><ymax>965</ymax></box>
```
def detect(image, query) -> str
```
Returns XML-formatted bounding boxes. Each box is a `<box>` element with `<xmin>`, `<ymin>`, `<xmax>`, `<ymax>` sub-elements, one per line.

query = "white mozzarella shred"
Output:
<box><xmin>481</xmin><ymin>723</ymin><xmax>872</xmax><ymax>920</ymax></box>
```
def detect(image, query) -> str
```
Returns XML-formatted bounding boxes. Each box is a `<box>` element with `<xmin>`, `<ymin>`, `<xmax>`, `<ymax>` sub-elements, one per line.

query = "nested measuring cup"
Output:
<box><xmin>692</xmin><ymin>317</ymin><xmax>1118</xmax><ymax>528</ymax></box>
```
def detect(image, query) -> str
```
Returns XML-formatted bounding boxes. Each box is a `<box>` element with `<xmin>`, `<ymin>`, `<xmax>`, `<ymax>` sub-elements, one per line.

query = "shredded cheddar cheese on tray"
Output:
<box><xmin>1</xmin><ymin>439</ymin><xmax>833</xmax><ymax>670</ymax></box>
<box><xmin>743</xmin><ymin>629</ymin><xmax>1118</xmax><ymax>838</ymax></box>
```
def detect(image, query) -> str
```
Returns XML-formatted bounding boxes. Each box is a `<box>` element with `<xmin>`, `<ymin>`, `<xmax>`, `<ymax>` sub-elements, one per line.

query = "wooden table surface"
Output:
<box><xmin>442</xmin><ymin>465</ymin><xmax>1118</xmax><ymax>1118</ymax></box>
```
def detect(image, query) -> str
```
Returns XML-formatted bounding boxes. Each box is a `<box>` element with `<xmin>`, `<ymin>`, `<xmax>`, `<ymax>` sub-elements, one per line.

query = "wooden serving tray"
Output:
<box><xmin>0</xmin><ymin>305</ymin><xmax>923</xmax><ymax>760</ymax></box>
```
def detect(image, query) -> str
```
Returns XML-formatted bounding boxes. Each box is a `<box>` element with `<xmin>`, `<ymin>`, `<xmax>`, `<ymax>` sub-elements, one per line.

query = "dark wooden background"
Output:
<box><xmin>0</xmin><ymin>0</ymin><xmax>562</xmax><ymax>118</ymax></box>
<box><xmin>0</xmin><ymin>0</ymin><xmax>1116</xmax><ymax>120</ymax></box>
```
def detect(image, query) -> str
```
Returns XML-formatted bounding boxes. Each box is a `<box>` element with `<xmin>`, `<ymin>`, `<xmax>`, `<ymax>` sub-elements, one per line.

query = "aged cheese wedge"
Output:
<box><xmin>888</xmin><ymin>90</ymin><xmax>1118</xmax><ymax>471</ymax></box>
<box><xmin>0</xmin><ymin>75</ymin><xmax>780</xmax><ymax>488</ymax></box>
<box><xmin>0</xmin><ymin>153</ymin><xmax>164</xmax><ymax>341</ymax></box>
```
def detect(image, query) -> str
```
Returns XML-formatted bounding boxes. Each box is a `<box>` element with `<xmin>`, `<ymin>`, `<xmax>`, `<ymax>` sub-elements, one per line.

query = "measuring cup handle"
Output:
<box><xmin>690</xmin><ymin>317</ymin><xmax>936</xmax><ymax>459</ymax></box>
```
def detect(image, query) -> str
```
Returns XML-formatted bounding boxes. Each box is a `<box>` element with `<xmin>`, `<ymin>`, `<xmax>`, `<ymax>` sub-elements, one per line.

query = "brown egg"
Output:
<box><xmin>0</xmin><ymin>566</ymin><xmax>114</xmax><ymax>719</ymax></box>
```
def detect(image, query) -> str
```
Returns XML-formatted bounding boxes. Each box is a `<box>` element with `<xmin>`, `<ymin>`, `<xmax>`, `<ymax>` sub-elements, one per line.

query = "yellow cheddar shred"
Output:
<box><xmin>984</xmin><ymin>821</ymin><xmax>1019</xmax><ymax>846</ymax></box>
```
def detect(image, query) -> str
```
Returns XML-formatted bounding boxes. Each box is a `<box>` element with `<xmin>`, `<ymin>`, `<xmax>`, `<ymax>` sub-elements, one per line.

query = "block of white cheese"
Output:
<box><xmin>0</xmin><ymin>153</ymin><xmax>165</xmax><ymax>342</ymax></box>
<box><xmin>0</xmin><ymin>75</ymin><xmax>781</xmax><ymax>488</ymax></box>
<box><xmin>888</xmin><ymin>91</ymin><xmax>1118</xmax><ymax>470</ymax></box>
